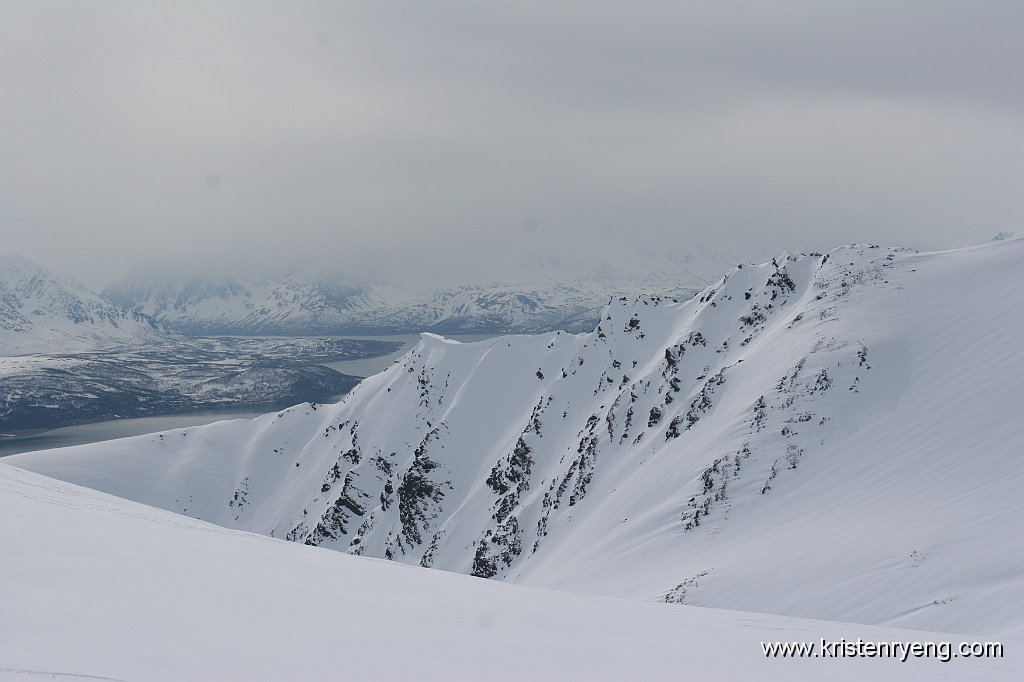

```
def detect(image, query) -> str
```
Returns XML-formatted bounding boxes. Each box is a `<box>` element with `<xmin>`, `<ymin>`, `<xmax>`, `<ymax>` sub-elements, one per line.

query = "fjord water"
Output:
<box><xmin>16</xmin><ymin>241</ymin><xmax>1020</xmax><ymax>636</ymax></box>
<box><xmin>0</xmin><ymin>409</ymin><xmax>267</xmax><ymax>457</ymax></box>
<box><xmin>0</xmin><ymin>333</ymin><xmax>496</xmax><ymax>457</ymax></box>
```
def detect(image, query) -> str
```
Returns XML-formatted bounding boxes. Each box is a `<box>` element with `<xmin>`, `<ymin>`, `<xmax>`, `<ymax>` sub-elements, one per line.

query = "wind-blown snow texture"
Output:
<box><xmin>0</xmin><ymin>254</ymin><xmax>161</xmax><ymax>353</ymax></box>
<box><xmin>15</xmin><ymin>239</ymin><xmax>1023</xmax><ymax>637</ymax></box>
<box><xmin>5</xmin><ymin>463</ymin><xmax>1015</xmax><ymax>681</ymax></box>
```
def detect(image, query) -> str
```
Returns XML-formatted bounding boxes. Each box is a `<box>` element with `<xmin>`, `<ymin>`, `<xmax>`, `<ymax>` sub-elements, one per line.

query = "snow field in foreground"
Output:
<box><xmin>0</xmin><ymin>463</ymin><xmax>1019</xmax><ymax>681</ymax></box>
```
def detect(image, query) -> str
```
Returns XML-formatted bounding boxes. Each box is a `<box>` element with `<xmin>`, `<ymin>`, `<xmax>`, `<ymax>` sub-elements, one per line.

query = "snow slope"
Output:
<box><xmin>14</xmin><ymin>239</ymin><xmax>1023</xmax><ymax>636</ymax></box>
<box><xmin>1</xmin><ymin>463</ymin><xmax>1016</xmax><ymax>681</ymax></box>
<box><xmin>0</xmin><ymin>254</ymin><xmax>162</xmax><ymax>354</ymax></box>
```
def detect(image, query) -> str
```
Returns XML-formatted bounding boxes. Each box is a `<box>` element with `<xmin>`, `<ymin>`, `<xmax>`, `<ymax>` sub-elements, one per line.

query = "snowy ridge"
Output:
<box><xmin>14</xmin><ymin>239</ymin><xmax>1024</xmax><ymax>636</ymax></box>
<box><xmin>0</xmin><ymin>254</ymin><xmax>162</xmax><ymax>354</ymax></box>
<box><xmin>102</xmin><ymin>247</ymin><xmax>767</xmax><ymax>334</ymax></box>
<box><xmin>5</xmin><ymin>463</ymin><xmax>1015</xmax><ymax>681</ymax></box>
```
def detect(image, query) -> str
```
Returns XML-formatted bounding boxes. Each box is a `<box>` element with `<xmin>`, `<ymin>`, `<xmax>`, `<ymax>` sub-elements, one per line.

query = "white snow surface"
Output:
<box><xmin>12</xmin><ymin>239</ymin><xmax>1024</xmax><ymax>637</ymax></box>
<box><xmin>0</xmin><ymin>254</ymin><xmax>162</xmax><ymax>354</ymax></box>
<box><xmin>1</xmin><ymin>463</ymin><xmax>1018</xmax><ymax>681</ymax></box>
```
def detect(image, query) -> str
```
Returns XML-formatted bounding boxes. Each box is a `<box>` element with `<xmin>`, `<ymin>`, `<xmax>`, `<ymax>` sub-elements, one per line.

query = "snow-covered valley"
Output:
<box><xmin>0</xmin><ymin>335</ymin><xmax>400</xmax><ymax>434</ymax></box>
<box><xmin>0</xmin><ymin>255</ymin><xmax>410</xmax><ymax>434</ymax></box>
<box><xmin>5</xmin><ymin>2</ymin><xmax>1018</xmax><ymax>676</ymax></box>
<box><xmin>12</xmin><ymin>238</ymin><xmax>1023</xmax><ymax>647</ymax></box>
<box><xmin>1</xmin><ymin>248</ymin><xmax>768</xmax><ymax>434</ymax></box>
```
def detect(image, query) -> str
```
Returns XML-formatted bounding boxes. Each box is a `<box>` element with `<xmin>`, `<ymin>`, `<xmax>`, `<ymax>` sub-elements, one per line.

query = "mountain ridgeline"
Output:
<box><xmin>1</xmin><ymin>247</ymin><xmax>768</xmax><ymax>344</ymax></box>
<box><xmin>101</xmin><ymin>248</ymin><xmax>766</xmax><ymax>335</ymax></box>
<box><xmin>0</xmin><ymin>254</ymin><xmax>162</xmax><ymax>353</ymax></box>
<box><xmin>0</xmin><ymin>255</ymin><xmax>398</xmax><ymax>433</ymax></box>
<box><xmin>13</xmin><ymin>239</ymin><xmax>1023</xmax><ymax>635</ymax></box>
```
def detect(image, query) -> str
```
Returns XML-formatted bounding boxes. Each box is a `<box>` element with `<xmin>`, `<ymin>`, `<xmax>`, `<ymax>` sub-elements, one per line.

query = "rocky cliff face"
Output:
<box><xmin>14</xmin><ymin>238</ymin><xmax>1024</xmax><ymax>635</ymax></box>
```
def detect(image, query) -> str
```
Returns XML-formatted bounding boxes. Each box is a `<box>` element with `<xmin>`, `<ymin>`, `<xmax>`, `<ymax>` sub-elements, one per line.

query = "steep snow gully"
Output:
<box><xmin>12</xmin><ymin>239</ymin><xmax>1024</xmax><ymax>639</ymax></box>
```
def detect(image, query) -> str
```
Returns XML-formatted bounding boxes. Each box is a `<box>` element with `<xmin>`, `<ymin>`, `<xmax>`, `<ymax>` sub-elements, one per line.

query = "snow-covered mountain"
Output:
<box><xmin>5</xmin><ymin>463</ymin><xmax>1014</xmax><ymax>681</ymax></box>
<box><xmin>102</xmin><ymin>246</ymin><xmax>768</xmax><ymax>334</ymax></box>
<box><xmin>14</xmin><ymin>238</ymin><xmax>1023</xmax><ymax>636</ymax></box>
<box><xmin>0</xmin><ymin>335</ymin><xmax>398</xmax><ymax>434</ymax></box>
<box><xmin>103</xmin><ymin>268</ymin><xmax>388</xmax><ymax>335</ymax></box>
<box><xmin>0</xmin><ymin>256</ymin><xmax>407</xmax><ymax>432</ymax></box>
<box><xmin>0</xmin><ymin>253</ymin><xmax>162</xmax><ymax>354</ymax></box>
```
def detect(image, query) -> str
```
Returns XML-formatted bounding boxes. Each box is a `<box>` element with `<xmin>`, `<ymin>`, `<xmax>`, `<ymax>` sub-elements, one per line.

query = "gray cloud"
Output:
<box><xmin>1</xmin><ymin>0</ymin><xmax>1021</xmax><ymax>288</ymax></box>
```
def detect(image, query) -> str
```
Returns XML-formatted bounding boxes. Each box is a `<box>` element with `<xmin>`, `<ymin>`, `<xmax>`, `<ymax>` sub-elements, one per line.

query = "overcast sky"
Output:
<box><xmin>1</xmin><ymin>1</ymin><xmax>1021</xmax><ymax>288</ymax></box>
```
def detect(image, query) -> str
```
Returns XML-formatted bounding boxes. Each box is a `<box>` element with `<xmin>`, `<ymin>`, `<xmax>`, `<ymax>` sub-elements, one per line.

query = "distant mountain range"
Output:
<box><xmin>2</xmin><ymin>247</ymin><xmax>771</xmax><ymax>348</ymax></box>
<box><xmin>16</xmin><ymin>238</ymin><xmax>1023</xmax><ymax>635</ymax></box>
<box><xmin>0</xmin><ymin>255</ymin><xmax>396</xmax><ymax>433</ymax></box>
<box><xmin>1</xmin><ymin>247</ymin><xmax>764</xmax><ymax>431</ymax></box>
<box><xmin>102</xmin><ymin>247</ymin><xmax>770</xmax><ymax>335</ymax></box>
<box><xmin>0</xmin><ymin>253</ymin><xmax>162</xmax><ymax>354</ymax></box>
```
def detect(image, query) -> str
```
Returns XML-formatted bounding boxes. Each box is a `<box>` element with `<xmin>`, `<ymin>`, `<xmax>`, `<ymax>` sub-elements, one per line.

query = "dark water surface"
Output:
<box><xmin>1</xmin><ymin>333</ymin><xmax>498</xmax><ymax>458</ymax></box>
<box><xmin>0</xmin><ymin>407</ymin><xmax>266</xmax><ymax>457</ymax></box>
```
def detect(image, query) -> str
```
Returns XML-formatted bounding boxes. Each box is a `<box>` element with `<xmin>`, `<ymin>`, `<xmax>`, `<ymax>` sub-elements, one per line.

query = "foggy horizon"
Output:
<box><xmin>2</xmin><ymin>1</ymin><xmax>1021</xmax><ymax>290</ymax></box>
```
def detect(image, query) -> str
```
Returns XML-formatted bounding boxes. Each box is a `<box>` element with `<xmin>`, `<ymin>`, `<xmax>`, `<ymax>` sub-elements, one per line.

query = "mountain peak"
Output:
<box><xmin>100</xmin><ymin>245</ymin><xmax>776</xmax><ymax>335</ymax></box>
<box><xmin>16</xmin><ymin>239</ymin><xmax>1023</xmax><ymax>635</ymax></box>
<box><xmin>0</xmin><ymin>253</ymin><xmax>162</xmax><ymax>354</ymax></box>
<box><xmin>0</xmin><ymin>252</ymin><xmax>41</xmax><ymax>269</ymax></box>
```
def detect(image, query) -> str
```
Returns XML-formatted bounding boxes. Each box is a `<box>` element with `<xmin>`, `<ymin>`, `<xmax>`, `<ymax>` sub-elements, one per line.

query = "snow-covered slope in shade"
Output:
<box><xmin>1</xmin><ymin>463</ymin><xmax>1017</xmax><ymax>682</ymax></box>
<box><xmin>0</xmin><ymin>254</ymin><xmax>162</xmax><ymax>354</ymax></box>
<box><xmin>15</xmin><ymin>239</ymin><xmax>1023</xmax><ymax>636</ymax></box>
